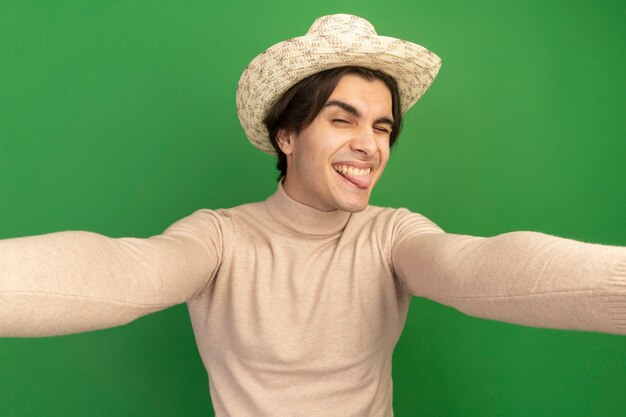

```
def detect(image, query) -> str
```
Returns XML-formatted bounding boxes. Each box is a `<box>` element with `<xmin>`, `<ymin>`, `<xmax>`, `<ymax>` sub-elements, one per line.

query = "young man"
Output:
<box><xmin>1</xmin><ymin>14</ymin><xmax>624</xmax><ymax>417</ymax></box>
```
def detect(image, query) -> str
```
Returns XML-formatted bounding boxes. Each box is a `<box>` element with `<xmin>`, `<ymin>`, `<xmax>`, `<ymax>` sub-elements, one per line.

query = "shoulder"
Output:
<box><xmin>161</xmin><ymin>200</ymin><xmax>267</xmax><ymax>256</ymax></box>
<box><xmin>353</xmin><ymin>205</ymin><xmax>443</xmax><ymax>232</ymax></box>
<box><xmin>217</xmin><ymin>200</ymin><xmax>266</xmax><ymax>217</ymax></box>
<box><xmin>175</xmin><ymin>200</ymin><xmax>267</xmax><ymax>227</ymax></box>
<box><xmin>343</xmin><ymin>205</ymin><xmax>445</xmax><ymax>266</ymax></box>
<box><xmin>350</xmin><ymin>205</ymin><xmax>444</xmax><ymax>247</ymax></box>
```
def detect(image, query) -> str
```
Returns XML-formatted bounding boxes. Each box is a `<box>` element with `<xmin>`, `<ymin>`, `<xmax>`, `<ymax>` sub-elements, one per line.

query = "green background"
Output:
<box><xmin>1</xmin><ymin>0</ymin><xmax>624</xmax><ymax>416</ymax></box>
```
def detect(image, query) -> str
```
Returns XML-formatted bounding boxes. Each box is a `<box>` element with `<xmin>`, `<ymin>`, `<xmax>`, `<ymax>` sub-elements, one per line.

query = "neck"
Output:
<box><xmin>264</xmin><ymin>181</ymin><xmax>351</xmax><ymax>237</ymax></box>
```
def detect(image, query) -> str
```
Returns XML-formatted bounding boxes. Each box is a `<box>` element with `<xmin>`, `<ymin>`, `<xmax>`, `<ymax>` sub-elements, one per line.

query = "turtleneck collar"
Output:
<box><xmin>264</xmin><ymin>181</ymin><xmax>352</xmax><ymax>237</ymax></box>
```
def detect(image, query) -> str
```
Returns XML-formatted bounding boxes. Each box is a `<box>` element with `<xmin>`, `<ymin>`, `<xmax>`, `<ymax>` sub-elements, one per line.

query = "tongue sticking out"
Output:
<box><xmin>337</xmin><ymin>170</ymin><xmax>371</xmax><ymax>189</ymax></box>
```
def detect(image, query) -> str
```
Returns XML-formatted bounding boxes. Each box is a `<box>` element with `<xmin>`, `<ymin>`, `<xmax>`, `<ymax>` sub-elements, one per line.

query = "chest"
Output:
<box><xmin>190</xmin><ymin>231</ymin><xmax>410</xmax><ymax>371</ymax></box>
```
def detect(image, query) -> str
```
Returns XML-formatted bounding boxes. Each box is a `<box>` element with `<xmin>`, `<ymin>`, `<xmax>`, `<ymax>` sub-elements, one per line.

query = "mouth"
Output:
<box><xmin>332</xmin><ymin>164</ymin><xmax>372</xmax><ymax>189</ymax></box>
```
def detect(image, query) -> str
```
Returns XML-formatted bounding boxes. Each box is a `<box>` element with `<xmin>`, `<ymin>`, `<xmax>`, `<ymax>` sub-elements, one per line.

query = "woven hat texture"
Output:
<box><xmin>236</xmin><ymin>14</ymin><xmax>442</xmax><ymax>155</ymax></box>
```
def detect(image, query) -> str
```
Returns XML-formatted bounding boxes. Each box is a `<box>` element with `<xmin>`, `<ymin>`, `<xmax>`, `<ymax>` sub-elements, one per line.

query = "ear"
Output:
<box><xmin>276</xmin><ymin>129</ymin><xmax>296</xmax><ymax>156</ymax></box>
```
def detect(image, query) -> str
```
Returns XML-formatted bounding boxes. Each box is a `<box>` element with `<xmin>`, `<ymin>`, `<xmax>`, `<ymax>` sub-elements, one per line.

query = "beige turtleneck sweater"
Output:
<box><xmin>1</xmin><ymin>183</ymin><xmax>625</xmax><ymax>416</ymax></box>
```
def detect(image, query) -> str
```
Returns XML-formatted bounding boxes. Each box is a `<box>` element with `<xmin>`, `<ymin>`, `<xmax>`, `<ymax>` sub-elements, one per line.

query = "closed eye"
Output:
<box><xmin>333</xmin><ymin>119</ymin><xmax>350</xmax><ymax>124</ymax></box>
<box><xmin>375</xmin><ymin>126</ymin><xmax>391</xmax><ymax>134</ymax></box>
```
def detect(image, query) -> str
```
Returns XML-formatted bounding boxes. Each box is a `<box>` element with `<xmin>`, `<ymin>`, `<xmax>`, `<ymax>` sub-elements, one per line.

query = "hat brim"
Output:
<box><xmin>236</xmin><ymin>32</ymin><xmax>442</xmax><ymax>155</ymax></box>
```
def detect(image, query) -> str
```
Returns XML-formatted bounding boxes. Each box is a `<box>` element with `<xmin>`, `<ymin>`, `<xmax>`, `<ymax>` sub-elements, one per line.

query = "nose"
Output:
<box><xmin>350</xmin><ymin>126</ymin><xmax>377</xmax><ymax>157</ymax></box>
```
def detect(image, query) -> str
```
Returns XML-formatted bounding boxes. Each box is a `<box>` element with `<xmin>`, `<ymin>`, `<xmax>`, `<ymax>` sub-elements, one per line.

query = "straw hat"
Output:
<box><xmin>236</xmin><ymin>14</ymin><xmax>442</xmax><ymax>155</ymax></box>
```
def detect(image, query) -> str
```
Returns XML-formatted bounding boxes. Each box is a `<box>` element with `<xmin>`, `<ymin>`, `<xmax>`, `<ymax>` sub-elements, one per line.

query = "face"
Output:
<box><xmin>277</xmin><ymin>74</ymin><xmax>393</xmax><ymax>212</ymax></box>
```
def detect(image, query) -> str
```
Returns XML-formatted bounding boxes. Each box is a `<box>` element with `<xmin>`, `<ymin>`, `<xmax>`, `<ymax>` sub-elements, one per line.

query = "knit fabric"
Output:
<box><xmin>1</xmin><ymin>182</ymin><xmax>625</xmax><ymax>416</ymax></box>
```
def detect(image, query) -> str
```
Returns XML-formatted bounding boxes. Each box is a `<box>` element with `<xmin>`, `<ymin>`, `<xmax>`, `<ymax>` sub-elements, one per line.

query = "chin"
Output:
<box><xmin>345</xmin><ymin>206</ymin><xmax>368</xmax><ymax>213</ymax></box>
<box><xmin>337</xmin><ymin>199</ymin><xmax>369</xmax><ymax>213</ymax></box>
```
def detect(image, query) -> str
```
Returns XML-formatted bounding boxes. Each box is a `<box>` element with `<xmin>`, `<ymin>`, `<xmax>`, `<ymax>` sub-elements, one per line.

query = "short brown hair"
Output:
<box><xmin>263</xmin><ymin>66</ymin><xmax>403</xmax><ymax>181</ymax></box>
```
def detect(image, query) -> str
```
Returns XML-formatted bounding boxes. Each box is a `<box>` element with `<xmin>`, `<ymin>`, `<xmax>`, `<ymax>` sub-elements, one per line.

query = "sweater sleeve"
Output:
<box><xmin>390</xmin><ymin>210</ymin><xmax>626</xmax><ymax>335</ymax></box>
<box><xmin>0</xmin><ymin>209</ymin><xmax>222</xmax><ymax>337</ymax></box>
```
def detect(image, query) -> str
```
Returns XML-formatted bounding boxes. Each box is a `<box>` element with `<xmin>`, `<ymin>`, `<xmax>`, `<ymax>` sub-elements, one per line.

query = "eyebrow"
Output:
<box><xmin>323</xmin><ymin>99</ymin><xmax>394</xmax><ymax>126</ymax></box>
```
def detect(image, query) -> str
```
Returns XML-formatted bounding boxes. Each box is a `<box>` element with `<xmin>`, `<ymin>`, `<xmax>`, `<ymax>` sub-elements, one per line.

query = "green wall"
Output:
<box><xmin>1</xmin><ymin>1</ymin><xmax>624</xmax><ymax>416</ymax></box>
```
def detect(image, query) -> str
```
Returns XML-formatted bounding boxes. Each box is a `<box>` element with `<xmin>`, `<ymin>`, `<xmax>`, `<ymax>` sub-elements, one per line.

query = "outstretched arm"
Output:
<box><xmin>0</xmin><ymin>209</ymin><xmax>222</xmax><ymax>337</ymax></box>
<box><xmin>391</xmin><ymin>213</ymin><xmax>626</xmax><ymax>335</ymax></box>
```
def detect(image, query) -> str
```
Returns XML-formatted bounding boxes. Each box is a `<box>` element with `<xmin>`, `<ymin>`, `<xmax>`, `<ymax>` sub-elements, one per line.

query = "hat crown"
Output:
<box><xmin>306</xmin><ymin>14</ymin><xmax>378</xmax><ymax>38</ymax></box>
